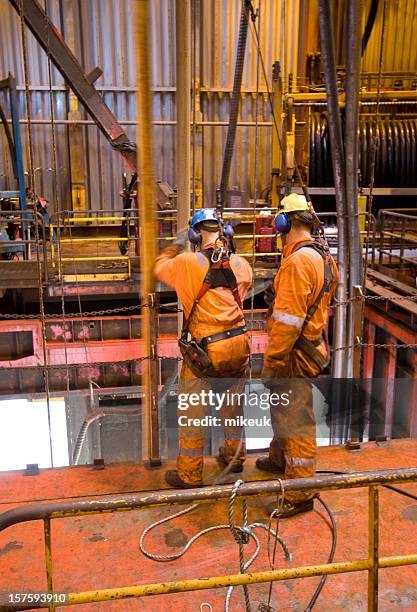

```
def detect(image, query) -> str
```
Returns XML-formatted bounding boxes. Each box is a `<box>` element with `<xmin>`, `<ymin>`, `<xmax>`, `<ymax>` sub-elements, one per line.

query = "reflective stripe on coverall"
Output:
<box><xmin>154</xmin><ymin>243</ymin><xmax>253</xmax><ymax>485</ymax></box>
<box><xmin>263</xmin><ymin>237</ymin><xmax>338</xmax><ymax>502</ymax></box>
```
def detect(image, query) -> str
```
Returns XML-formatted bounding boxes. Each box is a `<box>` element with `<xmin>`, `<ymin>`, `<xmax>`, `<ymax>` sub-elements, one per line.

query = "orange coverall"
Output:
<box><xmin>263</xmin><ymin>237</ymin><xmax>338</xmax><ymax>502</ymax></box>
<box><xmin>154</xmin><ymin>243</ymin><xmax>253</xmax><ymax>484</ymax></box>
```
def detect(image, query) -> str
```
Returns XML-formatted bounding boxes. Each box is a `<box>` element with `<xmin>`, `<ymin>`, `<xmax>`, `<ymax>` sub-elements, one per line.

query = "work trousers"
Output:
<box><xmin>268</xmin><ymin>376</ymin><xmax>317</xmax><ymax>503</ymax></box>
<box><xmin>177</xmin><ymin>332</ymin><xmax>250</xmax><ymax>485</ymax></box>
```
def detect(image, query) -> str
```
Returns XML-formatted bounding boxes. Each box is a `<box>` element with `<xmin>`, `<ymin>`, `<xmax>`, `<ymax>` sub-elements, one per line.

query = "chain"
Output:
<box><xmin>43</xmin><ymin>0</ymin><xmax>70</xmax><ymax>392</ymax></box>
<box><xmin>330</xmin><ymin>293</ymin><xmax>417</xmax><ymax>309</ymax></box>
<box><xmin>19</xmin><ymin>0</ymin><xmax>54</xmax><ymax>466</ymax></box>
<box><xmin>0</xmin><ymin>305</ymin><xmax>147</xmax><ymax>319</ymax></box>
<box><xmin>0</xmin><ymin>355</ymin><xmax>183</xmax><ymax>372</ymax></box>
<box><xmin>334</xmin><ymin>341</ymin><xmax>417</xmax><ymax>352</ymax></box>
<box><xmin>2</xmin><ymin>292</ymin><xmax>414</xmax><ymax>319</ymax></box>
<box><xmin>0</xmin><ymin>303</ymin><xmax>185</xmax><ymax>319</ymax></box>
<box><xmin>249</xmin><ymin>0</ymin><xmax>261</xmax><ymax>384</ymax></box>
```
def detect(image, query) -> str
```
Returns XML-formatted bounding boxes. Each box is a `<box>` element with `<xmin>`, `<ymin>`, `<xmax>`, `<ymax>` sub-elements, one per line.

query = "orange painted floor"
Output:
<box><xmin>0</xmin><ymin>439</ymin><xmax>417</xmax><ymax>611</ymax></box>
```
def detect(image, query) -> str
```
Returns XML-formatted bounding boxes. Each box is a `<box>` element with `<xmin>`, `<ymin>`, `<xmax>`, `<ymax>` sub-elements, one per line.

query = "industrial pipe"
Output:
<box><xmin>175</xmin><ymin>0</ymin><xmax>191</xmax><ymax>230</ymax></box>
<box><xmin>345</xmin><ymin>0</ymin><xmax>364</xmax><ymax>378</ymax></box>
<box><xmin>134</xmin><ymin>0</ymin><xmax>160</xmax><ymax>464</ymax></box>
<box><xmin>318</xmin><ymin>0</ymin><xmax>348</xmax><ymax>382</ymax></box>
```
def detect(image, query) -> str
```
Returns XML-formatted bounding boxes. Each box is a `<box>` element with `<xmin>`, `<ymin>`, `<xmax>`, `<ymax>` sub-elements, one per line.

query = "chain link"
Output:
<box><xmin>1</xmin><ymin>292</ymin><xmax>414</xmax><ymax>320</ymax></box>
<box><xmin>331</xmin><ymin>293</ymin><xmax>417</xmax><ymax>309</ymax></box>
<box><xmin>334</xmin><ymin>341</ymin><xmax>417</xmax><ymax>352</ymax></box>
<box><xmin>0</xmin><ymin>355</ymin><xmax>182</xmax><ymax>371</ymax></box>
<box><xmin>0</xmin><ymin>303</ymin><xmax>183</xmax><ymax>319</ymax></box>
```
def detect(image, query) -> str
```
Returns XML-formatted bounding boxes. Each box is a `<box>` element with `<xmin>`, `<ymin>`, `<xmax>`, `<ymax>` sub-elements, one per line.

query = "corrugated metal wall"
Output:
<box><xmin>0</xmin><ymin>0</ymin><xmax>416</xmax><ymax>213</ymax></box>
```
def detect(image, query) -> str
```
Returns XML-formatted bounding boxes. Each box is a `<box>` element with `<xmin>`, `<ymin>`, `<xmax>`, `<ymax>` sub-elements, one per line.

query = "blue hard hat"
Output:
<box><xmin>189</xmin><ymin>208</ymin><xmax>220</xmax><ymax>228</ymax></box>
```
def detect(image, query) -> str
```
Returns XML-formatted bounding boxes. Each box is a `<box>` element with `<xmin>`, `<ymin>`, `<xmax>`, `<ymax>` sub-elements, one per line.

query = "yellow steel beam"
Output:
<box><xmin>368</xmin><ymin>485</ymin><xmax>379</xmax><ymax>611</ymax></box>
<box><xmin>62</xmin><ymin>274</ymin><xmax>129</xmax><ymax>283</ymax></box>
<box><xmin>43</xmin><ymin>519</ymin><xmax>54</xmax><ymax>612</ymax></box>
<box><xmin>65</xmin><ymin>555</ymin><xmax>417</xmax><ymax>605</ymax></box>
<box><xmin>60</xmin><ymin>256</ymin><xmax>128</xmax><ymax>261</ymax></box>
<box><xmin>285</xmin><ymin>90</ymin><xmax>417</xmax><ymax>101</ymax></box>
<box><xmin>62</xmin><ymin>217</ymin><xmax>128</xmax><ymax>223</ymax></box>
<box><xmin>59</xmin><ymin>237</ymin><xmax>129</xmax><ymax>242</ymax></box>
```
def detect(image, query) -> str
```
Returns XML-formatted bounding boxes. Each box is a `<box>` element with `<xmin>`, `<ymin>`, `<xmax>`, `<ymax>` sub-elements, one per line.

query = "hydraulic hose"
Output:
<box><xmin>218</xmin><ymin>0</ymin><xmax>251</xmax><ymax>210</ymax></box>
<box><xmin>72</xmin><ymin>406</ymin><xmax>141</xmax><ymax>465</ymax></box>
<box><xmin>361</xmin><ymin>0</ymin><xmax>379</xmax><ymax>55</ymax></box>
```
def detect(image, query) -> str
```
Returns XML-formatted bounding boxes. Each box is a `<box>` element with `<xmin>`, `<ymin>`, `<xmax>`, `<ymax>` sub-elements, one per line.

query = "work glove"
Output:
<box><xmin>172</xmin><ymin>227</ymin><xmax>188</xmax><ymax>250</ymax></box>
<box><xmin>263</xmin><ymin>280</ymin><xmax>276</xmax><ymax>308</ymax></box>
<box><xmin>261</xmin><ymin>361</ymin><xmax>291</xmax><ymax>389</ymax></box>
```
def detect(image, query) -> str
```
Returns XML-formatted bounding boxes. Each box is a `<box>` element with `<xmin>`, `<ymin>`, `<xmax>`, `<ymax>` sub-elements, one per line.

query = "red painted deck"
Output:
<box><xmin>1</xmin><ymin>440</ymin><xmax>417</xmax><ymax>611</ymax></box>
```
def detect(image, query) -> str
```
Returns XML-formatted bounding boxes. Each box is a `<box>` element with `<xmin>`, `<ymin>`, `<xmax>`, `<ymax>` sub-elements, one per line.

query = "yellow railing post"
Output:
<box><xmin>368</xmin><ymin>485</ymin><xmax>379</xmax><ymax>611</ymax></box>
<box><xmin>43</xmin><ymin>518</ymin><xmax>55</xmax><ymax>612</ymax></box>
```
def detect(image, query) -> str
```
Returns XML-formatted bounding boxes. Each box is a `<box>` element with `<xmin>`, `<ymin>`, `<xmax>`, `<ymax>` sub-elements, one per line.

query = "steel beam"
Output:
<box><xmin>8</xmin><ymin>0</ymin><xmax>137</xmax><ymax>171</ymax></box>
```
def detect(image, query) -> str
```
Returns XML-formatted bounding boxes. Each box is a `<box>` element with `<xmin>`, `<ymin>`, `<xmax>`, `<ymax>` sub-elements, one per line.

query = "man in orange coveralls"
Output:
<box><xmin>154</xmin><ymin>208</ymin><xmax>252</xmax><ymax>488</ymax></box>
<box><xmin>257</xmin><ymin>193</ymin><xmax>338</xmax><ymax>518</ymax></box>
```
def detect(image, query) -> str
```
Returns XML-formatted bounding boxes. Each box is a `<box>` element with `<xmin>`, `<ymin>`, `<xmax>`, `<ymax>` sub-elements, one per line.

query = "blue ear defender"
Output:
<box><xmin>188</xmin><ymin>224</ymin><xmax>202</xmax><ymax>245</ymax></box>
<box><xmin>274</xmin><ymin>212</ymin><xmax>292</xmax><ymax>234</ymax></box>
<box><xmin>222</xmin><ymin>222</ymin><xmax>234</xmax><ymax>239</ymax></box>
<box><xmin>187</xmin><ymin>219</ymin><xmax>234</xmax><ymax>244</ymax></box>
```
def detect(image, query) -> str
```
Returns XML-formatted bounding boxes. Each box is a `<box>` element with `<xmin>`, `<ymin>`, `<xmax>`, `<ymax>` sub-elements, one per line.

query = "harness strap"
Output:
<box><xmin>293</xmin><ymin>240</ymin><xmax>334</xmax><ymax>332</ymax></box>
<box><xmin>291</xmin><ymin>240</ymin><xmax>335</xmax><ymax>371</ymax></box>
<box><xmin>181</xmin><ymin>250</ymin><xmax>244</xmax><ymax>339</ymax></box>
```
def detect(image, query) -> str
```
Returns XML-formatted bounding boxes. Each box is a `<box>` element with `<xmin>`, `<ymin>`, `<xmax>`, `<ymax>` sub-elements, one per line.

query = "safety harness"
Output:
<box><xmin>292</xmin><ymin>240</ymin><xmax>335</xmax><ymax>371</ymax></box>
<box><xmin>178</xmin><ymin>247</ymin><xmax>247</xmax><ymax>377</ymax></box>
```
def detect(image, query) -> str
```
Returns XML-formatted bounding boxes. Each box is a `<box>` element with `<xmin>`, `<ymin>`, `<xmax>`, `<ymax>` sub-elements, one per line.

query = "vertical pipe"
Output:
<box><xmin>176</xmin><ymin>0</ymin><xmax>191</xmax><ymax>229</ymax></box>
<box><xmin>134</xmin><ymin>0</ymin><xmax>160</xmax><ymax>464</ymax></box>
<box><xmin>175</xmin><ymin>0</ymin><xmax>191</xmax><ymax>369</ymax></box>
<box><xmin>362</xmin><ymin>320</ymin><xmax>376</xmax><ymax>441</ymax></box>
<box><xmin>383</xmin><ymin>336</ymin><xmax>397</xmax><ymax>440</ymax></box>
<box><xmin>318</xmin><ymin>0</ymin><xmax>348</xmax><ymax>379</ymax></box>
<box><xmin>368</xmin><ymin>485</ymin><xmax>379</xmax><ymax>611</ymax></box>
<box><xmin>407</xmin><ymin>353</ymin><xmax>417</xmax><ymax>438</ymax></box>
<box><xmin>352</xmin><ymin>286</ymin><xmax>364</xmax><ymax>378</ymax></box>
<box><xmin>44</xmin><ymin>518</ymin><xmax>55</xmax><ymax>611</ymax></box>
<box><xmin>345</xmin><ymin>0</ymin><xmax>364</xmax><ymax>377</ymax></box>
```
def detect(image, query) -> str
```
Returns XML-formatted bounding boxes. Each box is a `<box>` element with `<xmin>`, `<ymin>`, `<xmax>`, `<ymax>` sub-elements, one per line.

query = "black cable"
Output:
<box><xmin>304</xmin><ymin>467</ymin><xmax>417</xmax><ymax>610</ymax></box>
<box><xmin>361</xmin><ymin>0</ymin><xmax>379</xmax><ymax>56</ymax></box>
<box><xmin>305</xmin><ymin>494</ymin><xmax>337</xmax><ymax>611</ymax></box>
<box><xmin>218</xmin><ymin>0</ymin><xmax>251</xmax><ymax>210</ymax></box>
<box><xmin>247</xmin><ymin>6</ymin><xmax>311</xmax><ymax>203</ymax></box>
<box><xmin>317</xmin><ymin>469</ymin><xmax>417</xmax><ymax>500</ymax></box>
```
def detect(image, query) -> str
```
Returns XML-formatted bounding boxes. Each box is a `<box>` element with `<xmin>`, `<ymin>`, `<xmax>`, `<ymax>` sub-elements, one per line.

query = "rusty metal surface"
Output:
<box><xmin>0</xmin><ymin>440</ymin><xmax>417</xmax><ymax>610</ymax></box>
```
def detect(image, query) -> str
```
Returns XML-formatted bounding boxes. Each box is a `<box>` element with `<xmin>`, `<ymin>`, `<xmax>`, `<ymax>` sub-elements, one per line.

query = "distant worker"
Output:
<box><xmin>154</xmin><ymin>208</ymin><xmax>252</xmax><ymax>488</ymax></box>
<box><xmin>257</xmin><ymin>193</ymin><xmax>338</xmax><ymax>518</ymax></box>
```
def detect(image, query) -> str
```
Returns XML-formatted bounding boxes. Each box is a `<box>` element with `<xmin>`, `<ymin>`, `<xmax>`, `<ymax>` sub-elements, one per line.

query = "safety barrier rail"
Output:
<box><xmin>0</xmin><ymin>209</ymin><xmax>50</xmax><ymax>279</ymax></box>
<box><xmin>376</xmin><ymin>208</ymin><xmax>417</xmax><ymax>271</ymax></box>
<box><xmin>49</xmin><ymin>209</ymin><xmax>141</xmax><ymax>282</ymax></box>
<box><xmin>1</xmin><ymin>467</ymin><xmax>417</xmax><ymax>610</ymax></box>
